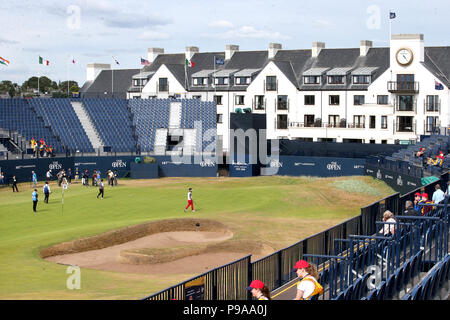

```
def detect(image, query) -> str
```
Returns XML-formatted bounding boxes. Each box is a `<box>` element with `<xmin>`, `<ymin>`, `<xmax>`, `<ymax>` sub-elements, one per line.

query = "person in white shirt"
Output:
<box><xmin>379</xmin><ymin>210</ymin><xmax>396</xmax><ymax>236</ymax></box>
<box><xmin>293</xmin><ymin>260</ymin><xmax>323</xmax><ymax>300</ymax></box>
<box><xmin>43</xmin><ymin>181</ymin><xmax>51</xmax><ymax>203</ymax></box>
<box><xmin>97</xmin><ymin>179</ymin><xmax>104</xmax><ymax>199</ymax></box>
<box><xmin>46</xmin><ymin>170</ymin><xmax>52</xmax><ymax>181</ymax></box>
<box><xmin>184</xmin><ymin>188</ymin><xmax>195</xmax><ymax>213</ymax></box>
<box><xmin>432</xmin><ymin>184</ymin><xmax>445</xmax><ymax>204</ymax></box>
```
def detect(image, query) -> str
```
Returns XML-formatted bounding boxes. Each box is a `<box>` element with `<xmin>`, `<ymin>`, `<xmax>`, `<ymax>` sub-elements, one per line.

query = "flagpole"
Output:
<box><xmin>67</xmin><ymin>55</ymin><xmax>70</xmax><ymax>96</ymax></box>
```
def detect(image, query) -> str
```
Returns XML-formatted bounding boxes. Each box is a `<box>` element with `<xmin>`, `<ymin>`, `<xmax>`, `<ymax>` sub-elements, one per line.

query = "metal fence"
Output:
<box><xmin>142</xmin><ymin>171</ymin><xmax>449</xmax><ymax>300</ymax></box>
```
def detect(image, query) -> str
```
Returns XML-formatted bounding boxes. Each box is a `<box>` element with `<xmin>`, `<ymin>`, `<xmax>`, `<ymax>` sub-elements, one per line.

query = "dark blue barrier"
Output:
<box><xmin>365</xmin><ymin>163</ymin><xmax>422</xmax><ymax>195</ymax></box>
<box><xmin>229</xmin><ymin>162</ymin><xmax>258</xmax><ymax>177</ymax></box>
<box><xmin>272</xmin><ymin>156</ymin><xmax>366</xmax><ymax>177</ymax></box>
<box><xmin>156</xmin><ymin>156</ymin><xmax>217</xmax><ymax>177</ymax></box>
<box><xmin>130</xmin><ymin>162</ymin><xmax>158</xmax><ymax>179</ymax></box>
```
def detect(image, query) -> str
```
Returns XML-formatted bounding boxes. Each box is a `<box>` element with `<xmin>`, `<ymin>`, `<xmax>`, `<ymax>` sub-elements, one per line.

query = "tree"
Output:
<box><xmin>22</xmin><ymin>76</ymin><xmax>52</xmax><ymax>93</ymax></box>
<box><xmin>59</xmin><ymin>80</ymin><xmax>79</xmax><ymax>93</ymax></box>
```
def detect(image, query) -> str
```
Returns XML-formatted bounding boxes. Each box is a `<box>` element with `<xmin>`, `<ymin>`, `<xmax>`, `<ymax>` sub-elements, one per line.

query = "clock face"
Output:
<box><xmin>396</xmin><ymin>48</ymin><xmax>413</xmax><ymax>66</ymax></box>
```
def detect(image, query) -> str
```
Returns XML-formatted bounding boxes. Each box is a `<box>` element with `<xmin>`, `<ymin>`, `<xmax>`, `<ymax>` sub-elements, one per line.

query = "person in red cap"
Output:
<box><xmin>413</xmin><ymin>192</ymin><xmax>422</xmax><ymax>213</ymax></box>
<box><xmin>292</xmin><ymin>260</ymin><xmax>323</xmax><ymax>300</ymax></box>
<box><xmin>420</xmin><ymin>193</ymin><xmax>433</xmax><ymax>216</ymax></box>
<box><xmin>246</xmin><ymin>280</ymin><xmax>271</xmax><ymax>300</ymax></box>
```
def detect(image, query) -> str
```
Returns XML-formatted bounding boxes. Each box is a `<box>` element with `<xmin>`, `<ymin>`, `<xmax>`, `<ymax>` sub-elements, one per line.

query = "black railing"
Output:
<box><xmin>388</xmin><ymin>81</ymin><xmax>419</xmax><ymax>93</ymax></box>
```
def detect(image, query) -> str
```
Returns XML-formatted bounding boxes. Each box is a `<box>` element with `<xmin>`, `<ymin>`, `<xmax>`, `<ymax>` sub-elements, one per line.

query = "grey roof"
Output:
<box><xmin>191</xmin><ymin>69</ymin><xmax>215</xmax><ymax>78</ymax></box>
<box><xmin>351</xmin><ymin>67</ymin><xmax>379</xmax><ymax>75</ymax></box>
<box><xmin>132</xmin><ymin>71</ymin><xmax>155</xmax><ymax>79</ymax></box>
<box><xmin>213</xmin><ymin>69</ymin><xmax>239</xmax><ymax>77</ymax></box>
<box><xmin>326</xmin><ymin>67</ymin><xmax>353</xmax><ymax>75</ymax></box>
<box><xmin>80</xmin><ymin>68</ymin><xmax>140</xmax><ymax>98</ymax></box>
<box><xmin>302</xmin><ymin>67</ymin><xmax>329</xmax><ymax>76</ymax></box>
<box><xmin>273</xmin><ymin>61</ymin><xmax>298</xmax><ymax>88</ymax></box>
<box><xmin>234</xmin><ymin>68</ymin><xmax>261</xmax><ymax>77</ymax></box>
<box><xmin>423</xmin><ymin>47</ymin><xmax>450</xmax><ymax>87</ymax></box>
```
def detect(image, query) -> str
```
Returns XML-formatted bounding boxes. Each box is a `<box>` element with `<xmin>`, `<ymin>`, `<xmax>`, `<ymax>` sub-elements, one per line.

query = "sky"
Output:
<box><xmin>0</xmin><ymin>0</ymin><xmax>449</xmax><ymax>87</ymax></box>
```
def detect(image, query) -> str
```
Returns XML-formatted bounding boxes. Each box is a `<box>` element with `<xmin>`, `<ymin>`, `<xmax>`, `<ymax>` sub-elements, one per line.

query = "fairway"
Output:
<box><xmin>0</xmin><ymin>175</ymin><xmax>394</xmax><ymax>300</ymax></box>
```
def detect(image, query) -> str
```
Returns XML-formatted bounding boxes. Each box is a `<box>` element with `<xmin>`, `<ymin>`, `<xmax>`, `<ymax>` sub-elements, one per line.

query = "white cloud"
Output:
<box><xmin>208</xmin><ymin>20</ymin><xmax>234</xmax><ymax>28</ymax></box>
<box><xmin>202</xmin><ymin>25</ymin><xmax>291</xmax><ymax>40</ymax></box>
<box><xmin>138</xmin><ymin>31</ymin><xmax>171</xmax><ymax>40</ymax></box>
<box><xmin>0</xmin><ymin>37</ymin><xmax>19</xmax><ymax>45</ymax></box>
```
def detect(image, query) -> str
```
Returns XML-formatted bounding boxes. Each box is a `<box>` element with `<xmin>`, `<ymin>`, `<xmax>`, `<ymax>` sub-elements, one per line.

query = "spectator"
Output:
<box><xmin>46</xmin><ymin>169</ymin><xmax>52</xmax><ymax>181</ymax></box>
<box><xmin>404</xmin><ymin>200</ymin><xmax>418</xmax><ymax>216</ymax></box>
<box><xmin>74</xmin><ymin>168</ymin><xmax>79</xmax><ymax>183</ymax></box>
<box><xmin>0</xmin><ymin>171</ymin><xmax>4</xmax><ymax>186</ymax></box>
<box><xmin>82</xmin><ymin>170</ymin><xmax>89</xmax><ymax>187</ymax></box>
<box><xmin>67</xmin><ymin>168</ymin><xmax>72</xmax><ymax>184</ymax></box>
<box><xmin>379</xmin><ymin>210</ymin><xmax>396</xmax><ymax>236</ymax></box>
<box><xmin>32</xmin><ymin>188</ymin><xmax>38</xmax><ymax>213</ymax></box>
<box><xmin>420</xmin><ymin>193</ymin><xmax>433</xmax><ymax>216</ymax></box>
<box><xmin>32</xmin><ymin>171</ymin><xmax>37</xmax><ymax>188</ymax></box>
<box><xmin>92</xmin><ymin>170</ymin><xmax>97</xmax><ymax>187</ymax></box>
<box><xmin>432</xmin><ymin>184</ymin><xmax>445</xmax><ymax>204</ymax></box>
<box><xmin>43</xmin><ymin>181</ymin><xmax>51</xmax><ymax>203</ymax></box>
<box><xmin>107</xmin><ymin>170</ymin><xmax>112</xmax><ymax>186</ymax></box>
<box><xmin>415</xmin><ymin>147</ymin><xmax>425</xmax><ymax>158</ymax></box>
<box><xmin>246</xmin><ymin>280</ymin><xmax>271</xmax><ymax>300</ymax></box>
<box><xmin>114</xmin><ymin>170</ymin><xmax>118</xmax><ymax>186</ymax></box>
<box><xmin>413</xmin><ymin>192</ymin><xmax>422</xmax><ymax>213</ymax></box>
<box><xmin>292</xmin><ymin>260</ymin><xmax>323</xmax><ymax>300</ymax></box>
<box><xmin>11</xmin><ymin>175</ymin><xmax>18</xmax><ymax>192</ymax></box>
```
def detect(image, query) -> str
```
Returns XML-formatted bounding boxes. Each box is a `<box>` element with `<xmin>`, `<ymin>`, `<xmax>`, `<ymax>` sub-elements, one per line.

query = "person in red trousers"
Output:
<box><xmin>184</xmin><ymin>187</ymin><xmax>195</xmax><ymax>213</ymax></box>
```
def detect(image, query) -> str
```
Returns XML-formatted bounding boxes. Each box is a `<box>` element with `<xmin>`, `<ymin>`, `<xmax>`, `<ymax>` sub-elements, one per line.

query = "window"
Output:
<box><xmin>329</xmin><ymin>95</ymin><xmax>340</xmax><ymax>105</ymax></box>
<box><xmin>193</xmin><ymin>77</ymin><xmax>207</xmax><ymax>86</ymax></box>
<box><xmin>397</xmin><ymin>116</ymin><xmax>414</xmax><ymax>132</ymax></box>
<box><xmin>304</xmin><ymin>95</ymin><xmax>315</xmax><ymax>105</ymax></box>
<box><xmin>353</xmin><ymin>75</ymin><xmax>371</xmax><ymax>84</ymax></box>
<box><xmin>277</xmin><ymin>95</ymin><xmax>288</xmax><ymax>110</ymax></box>
<box><xmin>304</xmin><ymin>115</ymin><xmax>315</xmax><ymax>127</ymax></box>
<box><xmin>214</xmin><ymin>95</ymin><xmax>222</xmax><ymax>105</ymax></box>
<box><xmin>158</xmin><ymin>78</ymin><xmax>168</xmax><ymax>92</ymax></box>
<box><xmin>328</xmin><ymin>115</ymin><xmax>340</xmax><ymax>127</ymax></box>
<box><xmin>328</xmin><ymin>75</ymin><xmax>344</xmax><ymax>84</ymax></box>
<box><xmin>277</xmin><ymin>114</ymin><xmax>288</xmax><ymax>129</ymax></box>
<box><xmin>266</xmin><ymin>76</ymin><xmax>277</xmax><ymax>91</ymax></box>
<box><xmin>377</xmin><ymin>95</ymin><xmax>389</xmax><ymax>105</ymax></box>
<box><xmin>254</xmin><ymin>95</ymin><xmax>265</xmax><ymax>110</ymax></box>
<box><xmin>381</xmin><ymin>116</ymin><xmax>387</xmax><ymax>129</ymax></box>
<box><xmin>235</xmin><ymin>77</ymin><xmax>250</xmax><ymax>85</ymax></box>
<box><xmin>303</xmin><ymin>76</ymin><xmax>320</xmax><ymax>84</ymax></box>
<box><xmin>397</xmin><ymin>95</ymin><xmax>414</xmax><ymax>111</ymax></box>
<box><xmin>352</xmin><ymin>115</ymin><xmax>365</xmax><ymax>128</ymax></box>
<box><xmin>369</xmin><ymin>116</ymin><xmax>376</xmax><ymax>129</ymax></box>
<box><xmin>214</xmin><ymin>77</ymin><xmax>229</xmax><ymax>85</ymax></box>
<box><xmin>370</xmin><ymin>140</ymin><xmax>376</xmax><ymax>144</ymax></box>
<box><xmin>235</xmin><ymin>95</ymin><xmax>245</xmax><ymax>105</ymax></box>
<box><xmin>426</xmin><ymin>95</ymin><xmax>439</xmax><ymax>112</ymax></box>
<box><xmin>426</xmin><ymin>116</ymin><xmax>438</xmax><ymax>132</ymax></box>
<box><xmin>192</xmin><ymin>95</ymin><xmax>201</xmax><ymax>100</ymax></box>
<box><xmin>354</xmin><ymin>95</ymin><xmax>365</xmax><ymax>105</ymax></box>
<box><xmin>381</xmin><ymin>140</ymin><xmax>387</xmax><ymax>144</ymax></box>
<box><xmin>217</xmin><ymin>114</ymin><xmax>223</xmax><ymax>124</ymax></box>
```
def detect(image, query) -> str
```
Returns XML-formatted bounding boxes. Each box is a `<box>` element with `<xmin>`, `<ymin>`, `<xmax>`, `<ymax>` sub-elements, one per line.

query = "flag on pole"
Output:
<box><xmin>112</xmin><ymin>56</ymin><xmax>120</xmax><ymax>65</ymax></box>
<box><xmin>215</xmin><ymin>57</ymin><xmax>225</xmax><ymax>65</ymax></box>
<box><xmin>435</xmin><ymin>80</ymin><xmax>444</xmax><ymax>90</ymax></box>
<box><xmin>389</xmin><ymin>12</ymin><xmax>396</xmax><ymax>19</ymax></box>
<box><xmin>0</xmin><ymin>56</ymin><xmax>10</xmax><ymax>66</ymax></box>
<box><xmin>140</xmin><ymin>57</ymin><xmax>150</xmax><ymax>66</ymax></box>
<box><xmin>185</xmin><ymin>58</ymin><xmax>195</xmax><ymax>68</ymax></box>
<box><xmin>39</xmin><ymin>56</ymin><xmax>50</xmax><ymax>66</ymax></box>
<box><xmin>72</xmin><ymin>58</ymin><xmax>76</xmax><ymax>64</ymax></box>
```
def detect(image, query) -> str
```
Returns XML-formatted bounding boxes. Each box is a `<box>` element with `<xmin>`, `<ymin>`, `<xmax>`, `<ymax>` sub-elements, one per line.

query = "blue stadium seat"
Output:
<box><xmin>384</xmin><ymin>274</ymin><xmax>396</xmax><ymax>299</ymax></box>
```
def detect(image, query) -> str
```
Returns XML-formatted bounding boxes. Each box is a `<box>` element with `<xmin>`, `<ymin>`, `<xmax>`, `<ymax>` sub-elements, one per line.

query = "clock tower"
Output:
<box><xmin>390</xmin><ymin>34</ymin><xmax>424</xmax><ymax>71</ymax></box>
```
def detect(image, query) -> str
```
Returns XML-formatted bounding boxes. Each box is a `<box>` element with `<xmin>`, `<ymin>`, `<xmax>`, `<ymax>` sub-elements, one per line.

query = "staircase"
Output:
<box><xmin>71</xmin><ymin>101</ymin><xmax>103</xmax><ymax>150</ymax></box>
<box><xmin>154</xmin><ymin>128</ymin><xmax>168</xmax><ymax>155</ymax></box>
<box><xmin>168</xmin><ymin>101</ymin><xmax>182</xmax><ymax>129</ymax></box>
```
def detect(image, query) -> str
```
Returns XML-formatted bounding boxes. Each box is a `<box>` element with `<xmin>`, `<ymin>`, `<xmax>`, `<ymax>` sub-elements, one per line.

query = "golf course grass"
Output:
<box><xmin>0</xmin><ymin>175</ymin><xmax>394</xmax><ymax>300</ymax></box>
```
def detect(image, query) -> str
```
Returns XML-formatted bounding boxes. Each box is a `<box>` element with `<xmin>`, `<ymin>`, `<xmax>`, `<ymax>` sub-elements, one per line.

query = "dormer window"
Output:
<box><xmin>235</xmin><ymin>77</ymin><xmax>251</xmax><ymax>85</ymax></box>
<box><xmin>193</xmin><ymin>77</ymin><xmax>208</xmax><ymax>86</ymax></box>
<box><xmin>303</xmin><ymin>76</ymin><xmax>320</xmax><ymax>84</ymax></box>
<box><xmin>353</xmin><ymin>75</ymin><xmax>371</xmax><ymax>84</ymax></box>
<box><xmin>214</xmin><ymin>77</ymin><xmax>229</xmax><ymax>85</ymax></box>
<box><xmin>327</xmin><ymin>75</ymin><xmax>344</xmax><ymax>84</ymax></box>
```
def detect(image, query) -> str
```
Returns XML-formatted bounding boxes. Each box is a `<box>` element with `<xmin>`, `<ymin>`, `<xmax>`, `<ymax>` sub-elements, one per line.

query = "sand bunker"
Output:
<box><xmin>42</xmin><ymin>219</ymin><xmax>273</xmax><ymax>274</ymax></box>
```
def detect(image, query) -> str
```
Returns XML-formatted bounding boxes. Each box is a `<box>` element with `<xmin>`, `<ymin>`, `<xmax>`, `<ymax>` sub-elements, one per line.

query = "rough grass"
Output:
<box><xmin>0</xmin><ymin>175</ymin><xmax>394</xmax><ymax>300</ymax></box>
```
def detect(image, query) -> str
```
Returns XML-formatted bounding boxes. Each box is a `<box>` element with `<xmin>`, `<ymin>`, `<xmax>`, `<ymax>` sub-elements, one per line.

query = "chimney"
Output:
<box><xmin>185</xmin><ymin>46</ymin><xmax>199</xmax><ymax>61</ymax></box>
<box><xmin>148</xmin><ymin>48</ymin><xmax>164</xmax><ymax>64</ymax></box>
<box><xmin>312</xmin><ymin>42</ymin><xmax>325</xmax><ymax>58</ymax></box>
<box><xmin>360</xmin><ymin>40</ymin><xmax>372</xmax><ymax>56</ymax></box>
<box><xmin>86</xmin><ymin>63</ymin><xmax>110</xmax><ymax>82</ymax></box>
<box><xmin>268</xmin><ymin>43</ymin><xmax>282</xmax><ymax>59</ymax></box>
<box><xmin>225</xmin><ymin>45</ymin><xmax>239</xmax><ymax>60</ymax></box>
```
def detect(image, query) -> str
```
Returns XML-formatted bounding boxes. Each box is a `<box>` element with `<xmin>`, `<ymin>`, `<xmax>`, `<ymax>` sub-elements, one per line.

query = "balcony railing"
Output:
<box><xmin>387</xmin><ymin>81</ymin><xmax>419</xmax><ymax>93</ymax></box>
<box><xmin>289</xmin><ymin>122</ymin><xmax>366</xmax><ymax>129</ymax></box>
<box><xmin>395</xmin><ymin>121</ymin><xmax>416</xmax><ymax>133</ymax></box>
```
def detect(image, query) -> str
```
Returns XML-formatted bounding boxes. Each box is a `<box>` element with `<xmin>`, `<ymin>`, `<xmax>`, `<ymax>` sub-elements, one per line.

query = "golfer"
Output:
<box><xmin>32</xmin><ymin>189</ymin><xmax>38</xmax><ymax>213</ymax></box>
<box><xmin>32</xmin><ymin>171</ymin><xmax>37</xmax><ymax>188</ymax></box>
<box><xmin>43</xmin><ymin>181</ymin><xmax>51</xmax><ymax>203</ymax></box>
<box><xmin>184</xmin><ymin>187</ymin><xmax>195</xmax><ymax>213</ymax></box>
<box><xmin>97</xmin><ymin>179</ymin><xmax>104</xmax><ymax>199</ymax></box>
